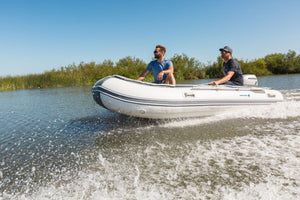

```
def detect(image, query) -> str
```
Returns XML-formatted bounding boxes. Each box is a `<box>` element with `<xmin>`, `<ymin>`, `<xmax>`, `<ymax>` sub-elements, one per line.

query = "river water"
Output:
<box><xmin>0</xmin><ymin>74</ymin><xmax>300</xmax><ymax>200</ymax></box>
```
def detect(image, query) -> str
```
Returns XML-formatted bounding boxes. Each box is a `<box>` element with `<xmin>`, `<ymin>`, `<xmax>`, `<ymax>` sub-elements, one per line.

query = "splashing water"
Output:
<box><xmin>0</xmin><ymin>82</ymin><xmax>300</xmax><ymax>200</ymax></box>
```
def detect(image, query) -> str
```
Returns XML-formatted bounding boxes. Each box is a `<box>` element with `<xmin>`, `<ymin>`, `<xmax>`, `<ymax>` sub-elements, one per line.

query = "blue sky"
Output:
<box><xmin>1</xmin><ymin>0</ymin><xmax>300</xmax><ymax>77</ymax></box>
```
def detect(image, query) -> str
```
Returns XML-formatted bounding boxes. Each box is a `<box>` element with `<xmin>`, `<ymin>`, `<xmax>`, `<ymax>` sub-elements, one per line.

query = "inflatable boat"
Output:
<box><xmin>92</xmin><ymin>75</ymin><xmax>285</xmax><ymax>119</ymax></box>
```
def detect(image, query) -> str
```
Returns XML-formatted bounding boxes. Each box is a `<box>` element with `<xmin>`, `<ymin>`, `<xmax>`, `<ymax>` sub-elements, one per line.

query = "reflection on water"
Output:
<box><xmin>0</xmin><ymin>74</ymin><xmax>300</xmax><ymax>199</ymax></box>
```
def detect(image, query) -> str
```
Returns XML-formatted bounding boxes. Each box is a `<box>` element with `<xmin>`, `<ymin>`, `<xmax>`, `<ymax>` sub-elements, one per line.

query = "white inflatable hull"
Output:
<box><xmin>92</xmin><ymin>75</ymin><xmax>285</xmax><ymax>119</ymax></box>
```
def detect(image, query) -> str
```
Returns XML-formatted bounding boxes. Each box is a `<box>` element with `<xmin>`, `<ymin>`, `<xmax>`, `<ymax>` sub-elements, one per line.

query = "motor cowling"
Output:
<box><xmin>243</xmin><ymin>74</ymin><xmax>258</xmax><ymax>86</ymax></box>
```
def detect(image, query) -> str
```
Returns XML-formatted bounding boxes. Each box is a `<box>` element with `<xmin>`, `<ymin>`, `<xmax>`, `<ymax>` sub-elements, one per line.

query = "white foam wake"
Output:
<box><xmin>160</xmin><ymin>100</ymin><xmax>300</xmax><ymax>128</ymax></box>
<box><xmin>17</xmin><ymin>120</ymin><xmax>300</xmax><ymax>200</ymax></box>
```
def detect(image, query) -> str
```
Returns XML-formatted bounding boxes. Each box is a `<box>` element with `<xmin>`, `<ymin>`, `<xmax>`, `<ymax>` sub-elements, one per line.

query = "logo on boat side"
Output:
<box><xmin>240</xmin><ymin>94</ymin><xmax>250</xmax><ymax>97</ymax></box>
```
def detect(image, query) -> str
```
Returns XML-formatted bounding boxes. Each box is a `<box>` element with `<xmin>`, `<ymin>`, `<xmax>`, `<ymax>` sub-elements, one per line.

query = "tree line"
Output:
<box><xmin>1</xmin><ymin>50</ymin><xmax>299</xmax><ymax>91</ymax></box>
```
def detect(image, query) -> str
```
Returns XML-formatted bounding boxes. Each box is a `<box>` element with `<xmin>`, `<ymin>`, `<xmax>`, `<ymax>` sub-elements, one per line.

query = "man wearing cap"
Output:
<box><xmin>209</xmin><ymin>46</ymin><xmax>243</xmax><ymax>86</ymax></box>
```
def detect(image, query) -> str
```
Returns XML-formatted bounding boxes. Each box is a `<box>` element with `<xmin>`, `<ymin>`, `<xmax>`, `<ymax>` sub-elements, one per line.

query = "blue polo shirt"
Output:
<box><xmin>146</xmin><ymin>59</ymin><xmax>173</xmax><ymax>83</ymax></box>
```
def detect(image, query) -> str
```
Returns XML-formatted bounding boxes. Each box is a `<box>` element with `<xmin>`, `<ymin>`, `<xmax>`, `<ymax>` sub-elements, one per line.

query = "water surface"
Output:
<box><xmin>0</xmin><ymin>74</ymin><xmax>300</xmax><ymax>200</ymax></box>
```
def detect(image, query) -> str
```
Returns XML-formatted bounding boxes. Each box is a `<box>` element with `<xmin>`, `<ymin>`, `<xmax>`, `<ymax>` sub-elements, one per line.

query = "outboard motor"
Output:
<box><xmin>243</xmin><ymin>74</ymin><xmax>258</xmax><ymax>86</ymax></box>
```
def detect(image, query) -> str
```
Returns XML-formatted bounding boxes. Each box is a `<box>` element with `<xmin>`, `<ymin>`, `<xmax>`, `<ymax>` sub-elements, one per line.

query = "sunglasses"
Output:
<box><xmin>221</xmin><ymin>51</ymin><xmax>229</xmax><ymax>54</ymax></box>
<box><xmin>154</xmin><ymin>50</ymin><xmax>160</xmax><ymax>53</ymax></box>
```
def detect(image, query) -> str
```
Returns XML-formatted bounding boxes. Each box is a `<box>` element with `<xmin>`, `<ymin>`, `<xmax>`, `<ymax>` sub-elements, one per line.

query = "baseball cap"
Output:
<box><xmin>219</xmin><ymin>46</ymin><xmax>233</xmax><ymax>53</ymax></box>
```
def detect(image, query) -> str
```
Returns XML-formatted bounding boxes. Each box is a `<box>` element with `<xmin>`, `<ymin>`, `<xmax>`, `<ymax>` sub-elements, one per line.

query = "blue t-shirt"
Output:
<box><xmin>146</xmin><ymin>59</ymin><xmax>173</xmax><ymax>83</ymax></box>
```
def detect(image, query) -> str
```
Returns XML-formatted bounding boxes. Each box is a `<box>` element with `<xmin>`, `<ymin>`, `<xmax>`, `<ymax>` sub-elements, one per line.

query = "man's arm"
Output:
<box><xmin>157</xmin><ymin>66</ymin><xmax>174</xmax><ymax>80</ymax></box>
<box><xmin>137</xmin><ymin>70</ymin><xmax>150</xmax><ymax>81</ymax></box>
<box><xmin>209</xmin><ymin>71</ymin><xmax>235</xmax><ymax>85</ymax></box>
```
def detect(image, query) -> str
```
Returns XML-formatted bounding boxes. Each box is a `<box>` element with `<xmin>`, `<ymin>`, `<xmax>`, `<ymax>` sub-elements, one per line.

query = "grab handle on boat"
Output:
<box><xmin>184</xmin><ymin>92</ymin><xmax>195</xmax><ymax>97</ymax></box>
<box><xmin>250</xmin><ymin>87</ymin><xmax>265</xmax><ymax>93</ymax></box>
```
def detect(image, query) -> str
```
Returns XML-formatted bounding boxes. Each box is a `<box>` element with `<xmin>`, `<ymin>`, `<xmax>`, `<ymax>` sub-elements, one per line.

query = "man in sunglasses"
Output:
<box><xmin>137</xmin><ymin>45</ymin><xmax>176</xmax><ymax>85</ymax></box>
<box><xmin>209</xmin><ymin>46</ymin><xmax>243</xmax><ymax>86</ymax></box>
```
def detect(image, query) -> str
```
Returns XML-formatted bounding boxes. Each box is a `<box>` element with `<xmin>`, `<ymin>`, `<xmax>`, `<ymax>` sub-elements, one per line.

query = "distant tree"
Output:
<box><xmin>284</xmin><ymin>50</ymin><xmax>297</xmax><ymax>73</ymax></box>
<box><xmin>204</xmin><ymin>56</ymin><xmax>223</xmax><ymax>78</ymax></box>
<box><xmin>115</xmin><ymin>56</ymin><xmax>147</xmax><ymax>79</ymax></box>
<box><xmin>239</xmin><ymin>58</ymin><xmax>271</xmax><ymax>76</ymax></box>
<box><xmin>264</xmin><ymin>53</ymin><xmax>285</xmax><ymax>74</ymax></box>
<box><xmin>171</xmin><ymin>54</ymin><xmax>205</xmax><ymax>80</ymax></box>
<box><xmin>295</xmin><ymin>55</ymin><xmax>300</xmax><ymax>73</ymax></box>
